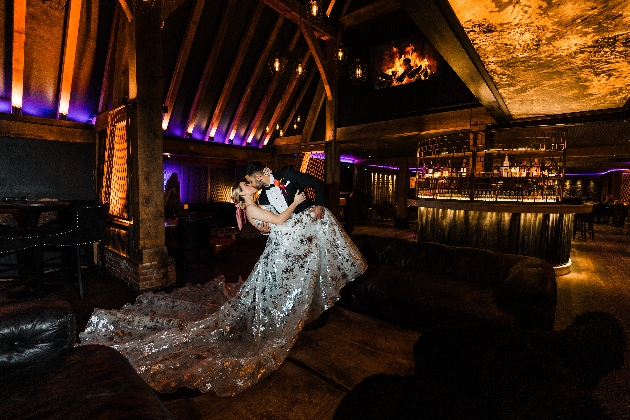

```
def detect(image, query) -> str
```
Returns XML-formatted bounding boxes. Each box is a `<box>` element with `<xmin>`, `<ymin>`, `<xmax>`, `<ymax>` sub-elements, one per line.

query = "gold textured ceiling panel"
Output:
<box><xmin>448</xmin><ymin>0</ymin><xmax>630</xmax><ymax>118</ymax></box>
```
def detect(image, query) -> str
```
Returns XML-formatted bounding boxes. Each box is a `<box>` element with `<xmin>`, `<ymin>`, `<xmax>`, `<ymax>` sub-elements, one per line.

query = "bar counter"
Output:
<box><xmin>408</xmin><ymin>199</ymin><xmax>593</xmax><ymax>275</ymax></box>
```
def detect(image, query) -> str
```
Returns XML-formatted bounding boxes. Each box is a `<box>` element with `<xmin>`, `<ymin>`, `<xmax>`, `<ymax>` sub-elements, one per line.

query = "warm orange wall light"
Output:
<box><xmin>12</xmin><ymin>0</ymin><xmax>26</xmax><ymax>112</ymax></box>
<box><xmin>58</xmin><ymin>0</ymin><xmax>82</xmax><ymax>119</ymax></box>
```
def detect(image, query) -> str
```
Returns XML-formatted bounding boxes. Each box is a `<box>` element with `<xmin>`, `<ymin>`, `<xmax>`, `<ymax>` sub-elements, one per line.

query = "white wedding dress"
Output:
<box><xmin>80</xmin><ymin>208</ymin><xmax>367</xmax><ymax>396</ymax></box>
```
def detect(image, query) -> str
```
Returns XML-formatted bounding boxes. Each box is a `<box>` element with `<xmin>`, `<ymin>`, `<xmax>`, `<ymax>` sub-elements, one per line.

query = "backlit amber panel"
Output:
<box><xmin>448</xmin><ymin>0</ymin><xmax>630</xmax><ymax>118</ymax></box>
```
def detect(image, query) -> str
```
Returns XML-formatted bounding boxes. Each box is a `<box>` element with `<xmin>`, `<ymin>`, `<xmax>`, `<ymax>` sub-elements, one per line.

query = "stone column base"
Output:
<box><xmin>105</xmin><ymin>248</ymin><xmax>176</xmax><ymax>291</ymax></box>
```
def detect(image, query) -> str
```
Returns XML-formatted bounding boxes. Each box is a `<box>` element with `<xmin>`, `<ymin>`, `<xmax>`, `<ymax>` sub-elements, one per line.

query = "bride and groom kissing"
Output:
<box><xmin>80</xmin><ymin>160</ymin><xmax>366</xmax><ymax>397</ymax></box>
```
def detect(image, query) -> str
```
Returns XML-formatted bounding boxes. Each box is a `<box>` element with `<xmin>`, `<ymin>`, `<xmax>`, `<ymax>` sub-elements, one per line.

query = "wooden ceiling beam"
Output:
<box><xmin>282</xmin><ymin>67</ymin><xmax>316</xmax><ymax>133</ymax></box>
<box><xmin>227</xmin><ymin>14</ymin><xmax>285</xmax><ymax>142</ymax></box>
<box><xmin>185</xmin><ymin>0</ymin><xmax>237</xmax><ymax>136</ymax></box>
<box><xmin>336</xmin><ymin>107</ymin><xmax>495</xmax><ymax>141</ymax></box>
<box><xmin>57</xmin><ymin>0</ymin><xmax>83</xmax><ymax>119</ymax></box>
<box><xmin>11</xmin><ymin>0</ymin><xmax>26</xmax><ymax>111</ymax></box>
<box><xmin>245</xmin><ymin>28</ymin><xmax>301</xmax><ymax>145</ymax></box>
<box><xmin>338</xmin><ymin>0</ymin><xmax>401</xmax><ymax>28</ymax></box>
<box><xmin>163</xmin><ymin>0</ymin><xmax>205</xmax><ymax>131</ymax></box>
<box><xmin>301</xmin><ymin>22</ymin><xmax>332</xmax><ymax>100</ymax></box>
<box><xmin>98</xmin><ymin>6</ymin><xmax>120</xmax><ymax>114</ymax></box>
<box><xmin>163</xmin><ymin>137</ymin><xmax>272</xmax><ymax>161</ymax></box>
<box><xmin>207</xmin><ymin>1</ymin><xmax>265</xmax><ymax>142</ymax></box>
<box><xmin>566</xmin><ymin>145</ymin><xmax>630</xmax><ymax>158</ymax></box>
<box><xmin>397</xmin><ymin>0</ymin><xmax>511</xmax><ymax>124</ymax></box>
<box><xmin>262</xmin><ymin>53</ymin><xmax>313</xmax><ymax>146</ymax></box>
<box><xmin>260</xmin><ymin>0</ymin><xmax>336</xmax><ymax>40</ymax></box>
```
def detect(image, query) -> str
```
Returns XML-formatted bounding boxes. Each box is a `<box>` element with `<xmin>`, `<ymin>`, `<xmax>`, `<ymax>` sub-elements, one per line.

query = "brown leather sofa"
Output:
<box><xmin>0</xmin><ymin>299</ymin><xmax>174</xmax><ymax>420</ymax></box>
<box><xmin>340</xmin><ymin>234</ymin><xmax>557</xmax><ymax>331</ymax></box>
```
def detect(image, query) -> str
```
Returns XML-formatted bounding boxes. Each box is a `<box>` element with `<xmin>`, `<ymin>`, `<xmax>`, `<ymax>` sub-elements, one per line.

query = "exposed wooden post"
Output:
<box><xmin>118</xmin><ymin>1</ymin><xmax>174</xmax><ymax>290</ymax></box>
<box><xmin>325</xmin><ymin>140</ymin><xmax>341</xmax><ymax>217</ymax></box>
<box><xmin>394</xmin><ymin>157</ymin><xmax>410</xmax><ymax>228</ymax></box>
<box><xmin>324</xmin><ymin>39</ymin><xmax>340</xmax><ymax>218</ymax></box>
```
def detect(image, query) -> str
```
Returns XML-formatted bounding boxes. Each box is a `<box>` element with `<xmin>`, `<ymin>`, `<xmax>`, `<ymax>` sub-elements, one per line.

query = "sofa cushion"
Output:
<box><xmin>344</xmin><ymin>265</ymin><xmax>517</xmax><ymax>329</ymax></box>
<box><xmin>1</xmin><ymin>344</ymin><xmax>175</xmax><ymax>420</ymax></box>
<box><xmin>0</xmin><ymin>299</ymin><xmax>75</xmax><ymax>376</ymax></box>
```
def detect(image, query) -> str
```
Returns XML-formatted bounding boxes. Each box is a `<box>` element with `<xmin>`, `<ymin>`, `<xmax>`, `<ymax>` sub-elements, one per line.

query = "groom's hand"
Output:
<box><xmin>255</xmin><ymin>221</ymin><xmax>271</xmax><ymax>234</ymax></box>
<box><xmin>311</xmin><ymin>206</ymin><xmax>324</xmax><ymax>221</ymax></box>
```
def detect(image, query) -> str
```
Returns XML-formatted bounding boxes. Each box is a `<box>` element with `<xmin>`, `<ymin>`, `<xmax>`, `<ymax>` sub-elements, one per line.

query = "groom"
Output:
<box><xmin>243</xmin><ymin>161</ymin><xmax>326</xmax><ymax>233</ymax></box>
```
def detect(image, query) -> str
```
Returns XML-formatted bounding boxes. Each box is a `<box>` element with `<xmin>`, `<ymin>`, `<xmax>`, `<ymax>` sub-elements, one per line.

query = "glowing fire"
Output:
<box><xmin>376</xmin><ymin>45</ymin><xmax>433</xmax><ymax>88</ymax></box>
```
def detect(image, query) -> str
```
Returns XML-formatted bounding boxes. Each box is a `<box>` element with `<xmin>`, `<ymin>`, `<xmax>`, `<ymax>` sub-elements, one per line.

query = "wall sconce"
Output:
<box><xmin>58</xmin><ymin>112</ymin><xmax>67</xmax><ymax>120</ymax></box>
<box><xmin>349</xmin><ymin>59</ymin><xmax>368</xmax><ymax>84</ymax></box>
<box><xmin>11</xmin><ymin>105</ymin><xmax>22</xmax><ymax>115</ymax></box>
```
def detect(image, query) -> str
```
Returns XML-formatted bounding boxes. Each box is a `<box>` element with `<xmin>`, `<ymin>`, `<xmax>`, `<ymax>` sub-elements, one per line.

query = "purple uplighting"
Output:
<box><xmin>565</xmin><ymin>169</ymin><xmax>630</xmax><ymax>177</ymax></box>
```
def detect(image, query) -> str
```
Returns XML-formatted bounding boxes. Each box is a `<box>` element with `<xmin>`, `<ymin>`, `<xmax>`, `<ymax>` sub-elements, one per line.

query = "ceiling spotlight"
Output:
<box><xmin>279</xmin><ymin>129</ymin><xmax>284</xmax><ymax>137</ymax></box>
<box><xmin>296</xmin><ymin>114</ymin><xmax>301</xmax><ymax>123</ymax></box>
<box><xmin>276</xmin><ymin>123</ymin><xmax>281</xmax><ymax>131</ymax></box>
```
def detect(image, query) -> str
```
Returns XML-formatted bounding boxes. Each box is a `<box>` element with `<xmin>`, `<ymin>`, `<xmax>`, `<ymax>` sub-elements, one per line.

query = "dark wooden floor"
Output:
<box><xmin>2</xmin><ymin>220</ymin><xmax>630</xmax><ymax>419</ymax></box>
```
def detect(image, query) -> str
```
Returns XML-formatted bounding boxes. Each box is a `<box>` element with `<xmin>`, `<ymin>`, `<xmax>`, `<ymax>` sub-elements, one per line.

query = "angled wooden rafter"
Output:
<box><xmin>340</xmin><ymin>0</ymin><xmax>353</xmax><ymax>17</ymax></box>
<box><xmin>58</xmin><ymin>0</ymin><xmax>83</xmax><ymax>118</ymax></box>
<box><xmin>245</xmin><ymin>28</ymin><xmax>301</xmax><ymax>144</ymax></box>
<box><xmin>262</xmin><ymin>53</ymin><xmax>313</xmax><ymax>146</ymax></box>
<box><xmin>207</xmin><ymin>1</ymin><xmax>265</xmax><ymax>142</ymax></box>
<box><xmin>185</xmin><ymin>0</ymin><xmax>237</xmax><ymax>136</ymax></box>
<box><xmin>12</xmin><ymin>0</ymin><xmax>26</xmax><ymax>110</ymax></box>
<box><xmin>301</xmin><ymin>22</ymin><xmax>332</xmax><ymax>100</ymax></box>
<box><xmin>227</xmin><ymin>15</ymin><xmax>284</xmax><ymax>142</ymax></box>
<box><xmin>259</xmin><ymin>0</ymin><xmax>336</xmax><ymax>40</ymax></box>
<box><xmin>163</xmin><ymin>0</ymin><xmax>205</xmax><ymax>131</ymax></box>
<box><xmin>282</xmin><ymin>67</ymin><xmax>316</xmax><ymax>133</ymax></box>
<box><xmin>300</xmin><ymin>78</ymin><xmax>325</xmax><ymax>144</ymax></box>
<box><xmin>326</xmin><ymin>0</ymin><xmax>338</xmax><ymax>17</ymax></box>
<box><xmin>118</xmin><ymin>0</ymin><xmax>133</xmax><ymax>22</ymax></box>
<box><xmin>338</xmin><ymin>0</ymin><xmax>401</xmax><ymax>28</ymax></box>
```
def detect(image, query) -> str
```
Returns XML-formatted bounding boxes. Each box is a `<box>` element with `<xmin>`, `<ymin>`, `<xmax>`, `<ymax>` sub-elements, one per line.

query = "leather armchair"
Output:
<box><xmin>0</xmin><ymin>299</ymin><xmax>174</xmax><ymax>420</ymax></box>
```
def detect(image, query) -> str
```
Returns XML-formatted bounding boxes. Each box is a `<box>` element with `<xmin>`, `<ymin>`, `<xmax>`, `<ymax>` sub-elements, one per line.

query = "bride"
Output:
<box><xmin>80</xmin><ymin>181</ymin><xmax>367</xmax><ymax>396</ymax></box>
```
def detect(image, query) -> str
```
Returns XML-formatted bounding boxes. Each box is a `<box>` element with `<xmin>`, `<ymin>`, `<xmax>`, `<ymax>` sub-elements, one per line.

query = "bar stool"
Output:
<box><xmin>42</xmin><ymin>204</ymin><xmax>109</xmax><ymax>298</ymax></box>
<box><xmin>573</xmin><ymin>212</ymin><xmax>594</xmax><ymax>242</ymax></box>
<box><xmin>0</xmin><ymin>230</ymin><xmax>41</xmax><ymax>291</ymax></box>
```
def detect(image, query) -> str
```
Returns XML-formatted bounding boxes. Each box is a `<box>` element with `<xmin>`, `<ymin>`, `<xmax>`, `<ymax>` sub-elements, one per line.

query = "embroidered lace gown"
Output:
<box><xmin>80</xmin><ymin>207</ymin><xmax>367</xmax><ymax>396</ymax></box>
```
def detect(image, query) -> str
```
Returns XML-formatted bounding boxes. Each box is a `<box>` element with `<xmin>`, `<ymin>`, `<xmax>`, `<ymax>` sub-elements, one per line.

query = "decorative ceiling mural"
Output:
<box><xmin>448</xmin><ymin>0</ymin><xmax>630</xmax><ymax>118</ymax></box>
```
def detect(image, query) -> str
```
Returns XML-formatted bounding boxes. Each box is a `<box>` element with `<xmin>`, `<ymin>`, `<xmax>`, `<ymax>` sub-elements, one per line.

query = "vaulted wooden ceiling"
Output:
<box><xmin>1</xmin><ymin>0</ymin><xmax>629</xmax><ymax>174</ymax></box>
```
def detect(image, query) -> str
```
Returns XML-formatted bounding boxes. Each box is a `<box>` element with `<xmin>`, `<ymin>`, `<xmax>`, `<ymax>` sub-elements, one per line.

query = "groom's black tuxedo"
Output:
<box><xmin>257</xmin><ymin>167</ymin><xmax>326</xmax><ymax>214</ymax></box>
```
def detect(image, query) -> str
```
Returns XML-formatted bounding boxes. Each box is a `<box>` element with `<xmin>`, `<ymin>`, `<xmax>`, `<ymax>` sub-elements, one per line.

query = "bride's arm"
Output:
<box><xmin>247</xmin><ymin>191</ymin><xmax>306</xmax><ymax>226</ymax></box>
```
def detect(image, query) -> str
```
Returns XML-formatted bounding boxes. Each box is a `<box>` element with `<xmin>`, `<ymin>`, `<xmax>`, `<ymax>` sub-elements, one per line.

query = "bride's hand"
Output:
<box><xmin>294</xmin><ymin>191</ymin><xmax>306</xmax><ymax>205</ymax></box>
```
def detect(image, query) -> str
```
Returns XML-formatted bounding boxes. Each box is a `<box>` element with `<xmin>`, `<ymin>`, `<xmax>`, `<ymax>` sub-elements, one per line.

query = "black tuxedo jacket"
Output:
<box><xmin>257</xmin><ymin>167</ymin><xmax>326</xmax><ymax>214</ymax></box>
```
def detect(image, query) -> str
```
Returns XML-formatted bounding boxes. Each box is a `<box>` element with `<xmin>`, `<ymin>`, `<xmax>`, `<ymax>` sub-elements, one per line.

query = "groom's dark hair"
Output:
<box><xmin>243</xmin><ymin>161</ymin><xmax>266</xmax><ymax>177</ymax></box>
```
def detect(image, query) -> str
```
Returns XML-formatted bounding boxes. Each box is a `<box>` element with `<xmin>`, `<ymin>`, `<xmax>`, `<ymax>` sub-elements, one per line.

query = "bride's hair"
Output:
<box><xmin>231</xmin><ymin>183</ymin><xmax>246</xmax><ymax>209</ymax></box>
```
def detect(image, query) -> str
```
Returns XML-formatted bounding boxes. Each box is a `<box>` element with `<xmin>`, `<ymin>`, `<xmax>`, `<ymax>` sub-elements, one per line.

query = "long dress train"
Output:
<box><xmin>80</xmin><ymin>208</ymin><xmax>367</xmax><ymax>396</ymax></box>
